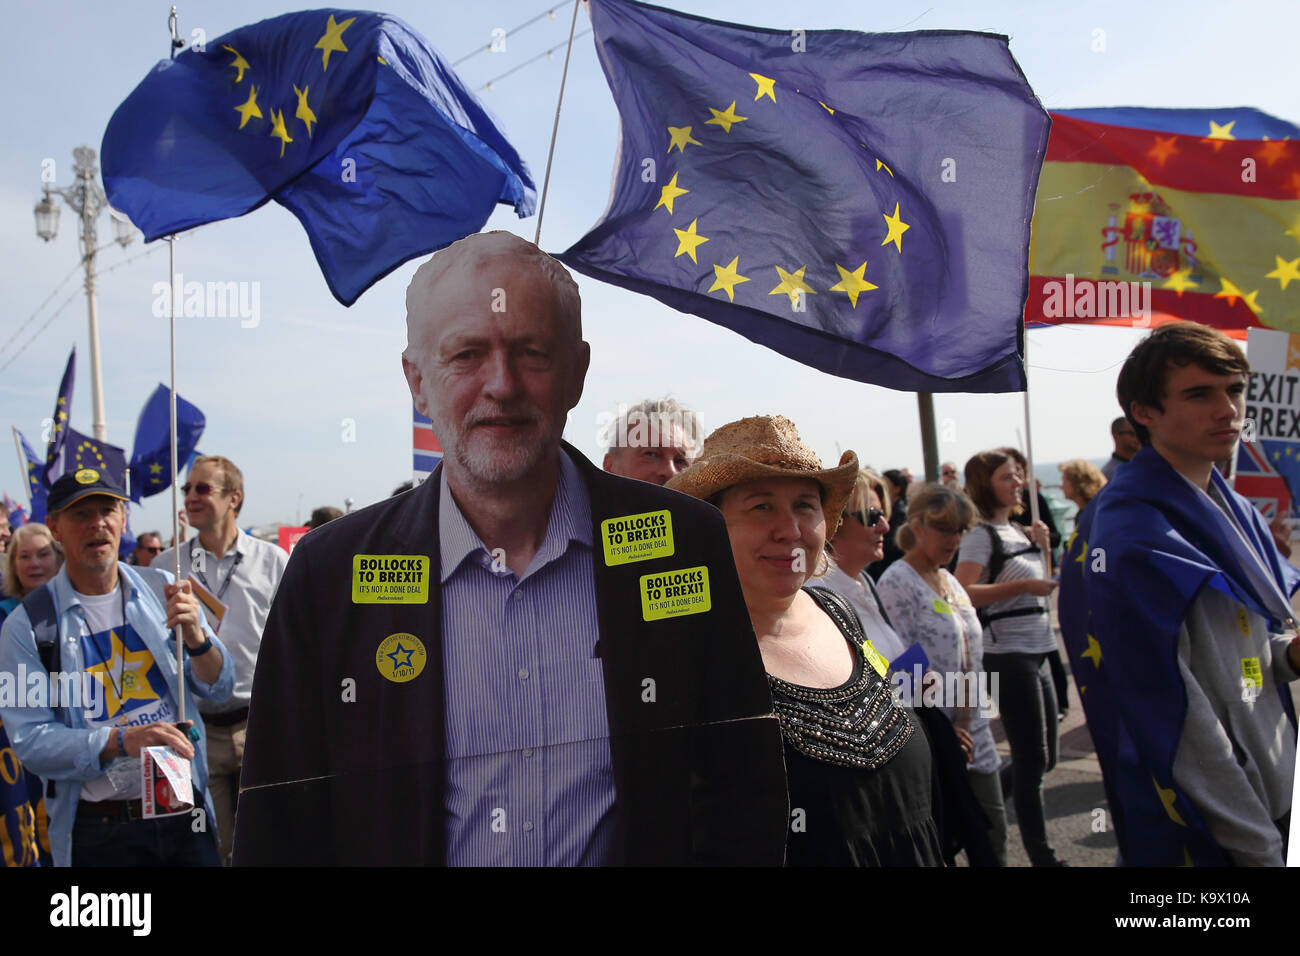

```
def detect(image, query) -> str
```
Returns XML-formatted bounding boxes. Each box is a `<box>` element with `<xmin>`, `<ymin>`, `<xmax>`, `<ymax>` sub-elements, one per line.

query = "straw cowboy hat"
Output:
<box><xmin>666</xmin><ymin>415</ymin><xmax>859</xmax><ymax>534</ymax></box>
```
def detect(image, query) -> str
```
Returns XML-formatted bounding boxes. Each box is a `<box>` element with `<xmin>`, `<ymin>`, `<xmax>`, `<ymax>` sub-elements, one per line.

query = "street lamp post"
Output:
<box><xmin>33</xmin><ymin>145</ymin><xmax>134</xmax><ymax>443</ymax></box>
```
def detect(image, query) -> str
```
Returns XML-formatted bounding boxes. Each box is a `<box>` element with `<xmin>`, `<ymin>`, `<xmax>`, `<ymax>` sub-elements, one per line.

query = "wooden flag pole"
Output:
<box><xmin>533</xmin><ymin>0</ymin><xmax>583</xmax><ymax>246</ymax></box>
<box><xmin>11</xmin><ymin>427</ymin><xmax>32</xmax><ymax>511</ymax></box>
<box><xmin>917</xmin><ymin>393</ymin><xmax>940</xmax><ymax>483</ymax></box>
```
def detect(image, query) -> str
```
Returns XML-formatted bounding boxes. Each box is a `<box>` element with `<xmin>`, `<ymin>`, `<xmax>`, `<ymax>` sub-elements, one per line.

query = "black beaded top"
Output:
<box><xmin>767</xmin><ymin>587</ymin><xmax>914</xmax><ymax>771</ymax></box>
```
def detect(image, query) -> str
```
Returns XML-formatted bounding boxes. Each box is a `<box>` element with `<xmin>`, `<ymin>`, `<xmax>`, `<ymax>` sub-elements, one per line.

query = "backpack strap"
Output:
<box><xmin>20</xmin><ymin>583</ymin><xmax>60</xmax><ymax>683</ymax></box>
<box><xmin>20</xmin><ymin>583</ymin><xmax>61</xmax><ymax>798</ymax></box>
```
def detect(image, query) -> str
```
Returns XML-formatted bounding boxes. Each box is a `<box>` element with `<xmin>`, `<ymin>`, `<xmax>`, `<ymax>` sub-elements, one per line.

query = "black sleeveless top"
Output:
<box><xmin>771</xmin><ymin>587</ymin><xmax>943</xmax><ymax>867</ymax></box>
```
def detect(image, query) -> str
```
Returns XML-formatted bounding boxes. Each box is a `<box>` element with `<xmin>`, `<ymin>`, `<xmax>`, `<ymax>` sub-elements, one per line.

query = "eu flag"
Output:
<box><xmin>128</xmin><ymin>385</ymin><xmax>206</xmax><ymax>503</ymax></box>
<box><xmin>558</xmin><ymin>0</ymin><xmax>1049</xmax><ymax>393</ymax></box>
<box><xmin>102</xmin><ymin>9</ymin><xmax>536</xmax><ymax>306</ymax></box>
<box><xmin>55</xmin><ymin>428</ymin><xmax>129</xmax><ymax>492</ymax></box>
<box><xmin>15</xmin><ymin>430</ymin><xmax>47</xmax><ymax>524</ymax></box>
<box><xmin>1059</xmin><ymin>445</ymin><xmax>1300</xmax><ymax>865</ymax></box>
<box><xmin>41</xmin><ymin>348</ymin><xmax>74</xmax><ymax>488</ymax></box>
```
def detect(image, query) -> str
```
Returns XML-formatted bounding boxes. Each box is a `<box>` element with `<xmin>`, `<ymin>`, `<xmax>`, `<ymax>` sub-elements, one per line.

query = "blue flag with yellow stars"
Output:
<box><xmin>1059</xmin><ymin>445</ymin><xmax>1300</xmax><ymax>866</ymax></box>
<box><xmin>51</xmin><ymin>428</ymin><xmax>129</xmax><ymax>493</ymax></box>
<box><xmin>102</xmin><ymin>9</ymin><xmax>536</xmax><ymax>306</ymax></box>
<box><xmin>15</xmin><ymin>430</ymin><xmax>48</xmax><ymax>524</ymax></box>
<box><xmin>40</xmin><ymin>347</ymin><xmax>74</xmax><ymax>488</ymax></box>
<box><xmin>128</xmin><ymin>384</ymin><xmax>206</xmax><ymax>503</ymax></box>
<box><xmin>557</xmin><ymin>0</ymin><xmax>1049</xmax><ymax>393</ymax></box>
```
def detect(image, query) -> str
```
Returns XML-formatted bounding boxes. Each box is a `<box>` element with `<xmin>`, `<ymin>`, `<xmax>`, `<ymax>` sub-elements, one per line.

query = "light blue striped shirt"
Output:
<box><xmin>440</xmin><ymin>450</ymin><xmax>618</xmax><ymax>866</ymax></box>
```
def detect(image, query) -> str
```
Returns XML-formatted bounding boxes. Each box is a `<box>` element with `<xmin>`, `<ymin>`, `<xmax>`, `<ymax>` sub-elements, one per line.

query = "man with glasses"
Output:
<box><xmin>941</xmin><ymin>462</ymin><xmax>961</xmax><ymax>491</ymax></box>
<box><xmin>152</xmin><ymin>455</ymin><xmax>286</xmax><ymax>864</ymax></box>
<box><xmin>1101</xmin><ymin>416</ymin><xmax>1140</xmax><ymax>480</ymax></box>
<box><xmin>130</xmin><ymin>532</ymin><xmax>163</xmax><ymax>567</ymax></box>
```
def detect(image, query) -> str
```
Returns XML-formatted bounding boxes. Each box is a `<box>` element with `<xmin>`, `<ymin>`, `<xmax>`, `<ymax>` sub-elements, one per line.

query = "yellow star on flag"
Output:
<box><xmin>769</xmin><ymin>266</ymin><xmax>816</xmax><ymax>306</ymax></box>
<box><xmin>1258</xmin><ymin>139</ymin><xmax>1290</xmax><ymax>166</ymax></box>
<box><xmin>709</xmin><ymin>257</ymin><xmax>750</xmax><ymax>301</ymax></box>
<box><xmin>86</xmin><ymin>630</ymin><xmax>162</xmax><ymax>718</ymax></box>
<box><xmin>705</xmin><ymin>101</ymin><xmax>747</xmax><ymax>134</ymax></box>
<box><xmin>666</xmin><ymin>125</ymin><xmax>700</xmax><ymax>154</ymax></box>
<box><xmin>1153</xmin><ymin>776</ymin><xmax>1188</xmax><ymax>827</ymax></box>
<box><xmin>1214</xmin><ymin>276</ymin><xmax>1250</xmax><ymax>307</ymax></box>
<box><xmin>1206</xmin><ymin>119</ymin><xmax>1236</xmax><ymax>147</ymax></box>
<box><xmin>1242</xmin><ymin>289</ymin><xmax>1262</xmax><ymax>314</ymax></box>
<box><xmin>829</xmin><ymin>261</ymin><xmax>878</xmax><ymax>307</ymax></box>
<box><xmin>293</xmin><ymin>84</ymin><xmax>318</xmax><ymax>137</ymax></box>
<box><xmin>818</xmin><ymin>101</ymin><xmax>835</xmax><ymax>115</ymax></box>
<box><xmin>1162</xmin><ymin>268</ymin><xmax>1198</xmax><ymax>294</ymax></box>
<box><xmin>875</xmin><ymin>158</ymin><xmax>893</xmax><ymax>177</ymax></box>
<box><xmin>1074</xmin><ymin>538</ymin><xmax>1088</xmax><ymax>565</ymax></box>
<box><xmin>222</xmin><ymin>45</ymin><xmax>250</xmax><ymax>83</ymax></box>
<box><xmin>654</xmin><ymin>172</ymin><xmax>688</xmax><ymax>215</ymax></box>
<box><xmin>234</xmin><ymin>85</ymin><xmax>262</xmax><ymax>129</ymax></box>
<box><xmin>315</xmin><ymin>13</ymin><xmax>355</xmax><ymax>72</ymax></box>
<box><xmin>269</xmin><ymin>108</ymin><xmax>294</xmax><ymax>158</ymax></box>
<box><xmin>1147</xmin><ymin>135</ymin><xmax>1178</xmax><ymax>166</ymax></box>
<box><xmin>749</xmin><ymin>72</ymin><xmax>775</xmax><ymax>102</ymax></box>
<box><xmin>672</xmin><ymin>218</ymin><xmax>709</xmax><ymax>263</ymax></box>
<box><xmin>1081</xmin><ymin>634</ymin><xmax>1102</xmax><ymax>669</ymax></box>
<box><xmin>149</xmin><ymin>463</ymin><xmax>163</xmax><ymax>475</ymax></box>
<box><xmin>1266</xmin><ymin>255</ymin><xmax>1300</xmax><ymax>291</ymax></box>
<box><xmin>881</xmin><ymin>202</ymin><xmax>909</xmax><ymax>253</ymax></box>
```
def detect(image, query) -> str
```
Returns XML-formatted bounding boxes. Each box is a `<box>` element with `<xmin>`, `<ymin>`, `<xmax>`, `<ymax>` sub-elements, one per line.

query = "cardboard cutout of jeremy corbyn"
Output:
<box><xmin>234</xmin><ymin>232</ymin><xmax>788</xmax><ymax>865</ymax></box>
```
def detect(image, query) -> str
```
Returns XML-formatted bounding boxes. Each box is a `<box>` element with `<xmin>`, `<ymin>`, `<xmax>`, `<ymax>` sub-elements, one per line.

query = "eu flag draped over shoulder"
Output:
<box><xmin>558</xmin><ymin>0</ymin><xmax>1050</xmax><ymax>392</ymax></box>
<box><xmin>1058</xmin><ymin>446</ymin><xmax>1300</xmax><ymax>865</ymax></box>
<box><xmin>128</xmin><ymin>385</ymin><xmax>206</xmax><ymax>503</ymax></box>
<box><xmin>102</xmin><ymin>10</ymin><xmax>536</xmax><ymax>306</ymax></box>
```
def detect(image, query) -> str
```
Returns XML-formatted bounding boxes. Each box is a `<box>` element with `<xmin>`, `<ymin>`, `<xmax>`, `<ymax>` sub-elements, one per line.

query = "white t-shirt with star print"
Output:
<box><xmin>76</xmin><ymin>585</ymin><xmax>176</xmax><ymax>801</ymax></box>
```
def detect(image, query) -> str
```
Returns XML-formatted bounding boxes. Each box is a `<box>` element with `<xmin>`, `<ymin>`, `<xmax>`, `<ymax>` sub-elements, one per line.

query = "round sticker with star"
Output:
<box><xmin>375</xmin><ymin>633</ymin><xmax>427</xmax><ymax>683</ymax></box>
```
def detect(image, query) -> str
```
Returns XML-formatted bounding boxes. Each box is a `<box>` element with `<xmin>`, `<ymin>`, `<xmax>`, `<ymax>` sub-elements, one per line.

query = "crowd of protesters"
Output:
<box><xmin>2</xmin><ymin>233</ymin><xmax>1295</xmax><ymax>869</ymax></box>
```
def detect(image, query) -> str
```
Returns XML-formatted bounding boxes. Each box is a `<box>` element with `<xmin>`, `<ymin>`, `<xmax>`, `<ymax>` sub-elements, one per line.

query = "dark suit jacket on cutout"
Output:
<box><xmin>234</xmin><ymin>441</ymin><xmax>789</xmax><ymax>865</ymax></box>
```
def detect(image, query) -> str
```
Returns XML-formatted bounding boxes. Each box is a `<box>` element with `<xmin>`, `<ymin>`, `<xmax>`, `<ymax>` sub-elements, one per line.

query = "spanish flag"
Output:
<box><xmin>1028</xmin><ymin>107</ymin><xmax>1300</xmax><ymax>334</ymax></box>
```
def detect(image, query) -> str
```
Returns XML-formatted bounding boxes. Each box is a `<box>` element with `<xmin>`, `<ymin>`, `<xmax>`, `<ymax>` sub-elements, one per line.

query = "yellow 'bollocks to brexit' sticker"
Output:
<box><xmin>640</xmin><ymin>565</ymin><xmax>710</xmax><ymax>621</ymax></box>
<box><xmin>353</xmin><ymin>555</ymin><xmax>430</xmax><ymax>604</ymax></box>
<box><xmin>376</xmin><ymin>633</ymin><xmax>427</xmax><ymax>683</ymax></box>
<box><xmin>602</xmin><ymin>510</ymin><xmax>675</xmax><ymax>566</ymax></box>
<box><xmin>1241</xmin><ymin>656</ymin><xmax>1263</xmax><ymax>689</ymax></box>
<box><xmin>860</xmin><ymin>640</ymin><xmax>890</xmax><ymax>679</ymax></box>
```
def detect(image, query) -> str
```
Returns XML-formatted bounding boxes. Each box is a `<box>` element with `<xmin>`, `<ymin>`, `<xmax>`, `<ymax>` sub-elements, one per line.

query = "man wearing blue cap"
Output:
<box><xmin>0</xmin><ymin>468</ymin><xmax>233</xmax><ymax>866</ymax></box>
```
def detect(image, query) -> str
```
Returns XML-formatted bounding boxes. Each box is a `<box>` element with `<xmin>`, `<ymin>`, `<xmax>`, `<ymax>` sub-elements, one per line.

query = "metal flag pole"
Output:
<box><xmin>11</xmin><ymin>427</ymin><xmax>32</xmax><ymax>511</ymax></box>
<box><xmin>1019</xmin><ymin>329</ymin><xmax>1060</xmax><ymax>669</ymax></box>
<box><xmin>168</xmin><ymin>6</ymin><xmax>186</xmax><ymax>724</ymax></box>
<box><xmin>533</xmin><ymin>0</ymin><xmax>583</xmax><ymax>246</ymax></box>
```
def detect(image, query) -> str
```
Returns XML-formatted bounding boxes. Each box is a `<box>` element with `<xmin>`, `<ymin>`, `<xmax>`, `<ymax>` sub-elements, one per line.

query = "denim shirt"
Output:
<box><xmin>0</xmin><ymin>564</ymin><xmax>234</xmax><ymax>866</ymax></box>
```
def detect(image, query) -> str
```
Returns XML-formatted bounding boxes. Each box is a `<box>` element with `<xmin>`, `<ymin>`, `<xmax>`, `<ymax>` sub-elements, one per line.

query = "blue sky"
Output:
<box><xmin>2</xmin><ymin>0</ymin><xmax>1297</xmax><ymax>531</ymax></box>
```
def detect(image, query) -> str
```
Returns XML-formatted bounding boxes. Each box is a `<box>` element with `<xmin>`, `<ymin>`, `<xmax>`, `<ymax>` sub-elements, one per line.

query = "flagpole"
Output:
<box><xmin>11</xmin><ymin>427</ymin><xmax>32</xmax><ymax>511</ymax></box>
<box><xmin>917</xmin><ymin>393</ymin><xmax>939</xmax><ymax>482</ymax></box>
<box><xmin>168</xmin><ymin>6</ymin><xmax>186</xmax><ymax>726</ymax></box>
<box><xmin>532</xmin><ymin>0</ymin><xmax>582</xmax><ymax>246</ymax></box>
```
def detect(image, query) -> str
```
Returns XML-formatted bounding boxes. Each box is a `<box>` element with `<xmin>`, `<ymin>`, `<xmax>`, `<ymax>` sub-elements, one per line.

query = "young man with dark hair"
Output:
<box><xmin>1060</xmin><ymin>321</ymin><xmax>1300</xmax><ymax>866</ymax></box>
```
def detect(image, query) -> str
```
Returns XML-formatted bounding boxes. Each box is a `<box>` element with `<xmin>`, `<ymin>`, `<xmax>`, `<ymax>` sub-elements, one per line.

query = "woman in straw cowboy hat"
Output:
<box><xmin>667</xmin><ymin>416</ymin><xmax>942</xmax><ymax>866</ymax></box>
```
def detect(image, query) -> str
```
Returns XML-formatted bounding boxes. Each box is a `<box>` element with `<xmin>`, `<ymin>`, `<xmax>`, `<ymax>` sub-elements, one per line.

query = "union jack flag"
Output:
<box><xmin>413</xmin><ymin>405</ymin><xmax>442</xmax><ymax>486</ymax></box>
<box><xmin>1234</xmin><ymin>439</ymin><xmax>1294</xmax><ymax>521</ymax></box>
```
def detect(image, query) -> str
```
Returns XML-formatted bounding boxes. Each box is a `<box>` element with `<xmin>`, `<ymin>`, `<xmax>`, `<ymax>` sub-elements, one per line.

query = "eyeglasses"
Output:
<box><xmin>139</xmin><ymin>545</ymin><xmax>163</xmax><ymax>554</ymax></box>
<box><xmin>849</xmin><ymin>508</ymin><xmax>886</xmax><ymax>527</ymax></box>
<box><xmin>181</xmin><ymin>482</ymin><xmax>222</xmax><ymax>496</ymax></box>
